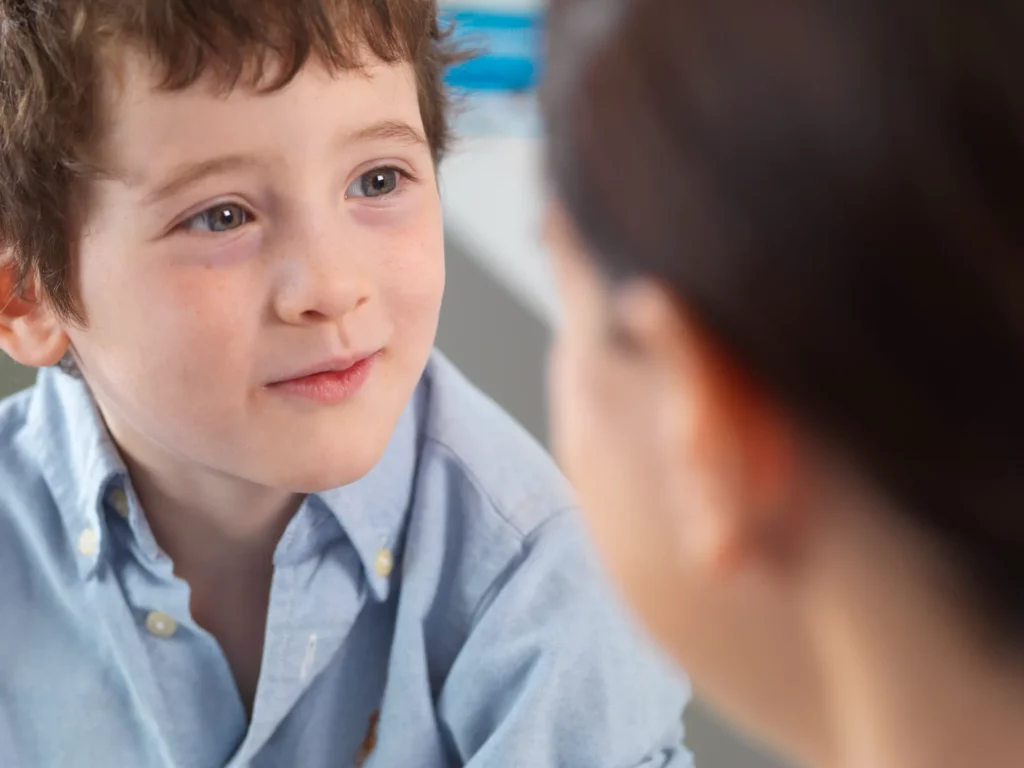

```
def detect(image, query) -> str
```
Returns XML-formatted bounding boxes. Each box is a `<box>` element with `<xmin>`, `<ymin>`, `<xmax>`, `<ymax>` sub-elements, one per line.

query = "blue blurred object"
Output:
<box><xmin>442</xmin><ymin>7</ymin><xmax>544</xmax><ymax>92</ymax></box>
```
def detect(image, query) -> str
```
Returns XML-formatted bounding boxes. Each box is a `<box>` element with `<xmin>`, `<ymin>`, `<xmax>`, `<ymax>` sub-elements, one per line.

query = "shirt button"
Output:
<box><xmin>145</xmin><ymin>611</ymin><xmax>177</xmax><ymax>639</ymax></box>
<box><xmin>374</xmin><ymin>548</ymin><xmax>394</xmax><ymax>577</ymax></box>
<box><xmin>109</xmin><ymin>487</ymin><xmax>130</xmax><ymax>519</ymax></box>
<box><xmin>77</xmin><ymin>527</ymin><xmax>99</xmax><ymax>557</ymax></box>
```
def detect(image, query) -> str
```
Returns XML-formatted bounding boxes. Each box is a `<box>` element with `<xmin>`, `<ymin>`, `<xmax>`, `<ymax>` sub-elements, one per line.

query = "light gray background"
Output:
<box><xmin>0</xmin><ymin>241</ymin><xmax>793</xmax><ymax>768</ymax></box>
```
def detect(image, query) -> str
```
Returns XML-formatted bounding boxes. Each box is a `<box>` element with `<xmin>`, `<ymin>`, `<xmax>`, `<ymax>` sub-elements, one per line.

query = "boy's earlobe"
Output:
<box><xmin>0</xmin><ymin>257</ymin><xmax>70</xmax><ymax>368</ymax></box>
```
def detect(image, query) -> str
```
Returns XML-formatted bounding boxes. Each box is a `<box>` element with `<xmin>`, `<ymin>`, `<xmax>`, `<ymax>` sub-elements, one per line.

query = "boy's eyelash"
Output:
<box><xmin>370</xmin><ymin>166</ymin><xmax>417</xmax><ymax>187</ymax></box>
<box><xmin>346</xmin><ymin>165</ymin><xmax>419</xmax><ymax>202</ymax></box>
<box><xmin>175</xmin><ymin>201</ymin><xmax>253</xmax><ymax>233</ymax></box>
<box><xmin>171</xmin><ymin>164</ymin><xmax>419</xmax><ymax>232</ymax></box>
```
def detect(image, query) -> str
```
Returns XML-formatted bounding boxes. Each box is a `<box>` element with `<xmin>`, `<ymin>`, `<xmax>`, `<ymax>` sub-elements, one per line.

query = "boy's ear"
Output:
<box><xmin>0</xmin><ymin>255</ymin><xmax>70</xmax><ymax>368</ymax></box>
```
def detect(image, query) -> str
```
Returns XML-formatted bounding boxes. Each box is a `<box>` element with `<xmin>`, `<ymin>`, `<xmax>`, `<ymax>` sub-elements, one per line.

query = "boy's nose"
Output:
<box><xmin>272</xmin><ymin>230</ymin><xmax>373</xmax><ymax>326</ymax></box>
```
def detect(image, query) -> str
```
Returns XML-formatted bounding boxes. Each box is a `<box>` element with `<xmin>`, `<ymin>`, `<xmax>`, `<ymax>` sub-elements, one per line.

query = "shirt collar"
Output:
<box><xmin>28</xmin><ymin>368</ymin><xmax>128</xmax><ymax>579</ymax></box>
<box><xmin>311</xmin><ymin>383</ymin><xmax>424</xmax><ymax>602</ymax></box>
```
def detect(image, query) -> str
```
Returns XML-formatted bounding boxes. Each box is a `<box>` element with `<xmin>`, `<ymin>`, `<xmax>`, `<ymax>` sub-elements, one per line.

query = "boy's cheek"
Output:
<box><xmin>379</xmin><ymin>252</ymin><xmax>446</xmax><ymax>326</ymax></box>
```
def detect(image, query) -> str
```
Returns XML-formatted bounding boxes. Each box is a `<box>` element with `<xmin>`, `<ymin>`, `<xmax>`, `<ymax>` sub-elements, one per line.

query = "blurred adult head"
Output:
<box><xmin>542</xmin><ymin>0</ymin><xmax>1024</xmax><ymax>764</ymax></box>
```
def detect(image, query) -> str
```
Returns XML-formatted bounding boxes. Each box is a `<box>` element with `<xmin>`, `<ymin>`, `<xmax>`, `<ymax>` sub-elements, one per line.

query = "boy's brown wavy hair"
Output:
<box><xmin>0</xmin><ymin>0</ymin><xmax>459</xmax><ymax>323</ymax></box>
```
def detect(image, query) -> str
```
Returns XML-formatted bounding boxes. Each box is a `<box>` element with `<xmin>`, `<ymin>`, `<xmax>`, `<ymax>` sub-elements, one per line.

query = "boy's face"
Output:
<box><xmin>64</xmin><ymin>51</ymin><xmax>444</xmax><ymax>492</ymax></box>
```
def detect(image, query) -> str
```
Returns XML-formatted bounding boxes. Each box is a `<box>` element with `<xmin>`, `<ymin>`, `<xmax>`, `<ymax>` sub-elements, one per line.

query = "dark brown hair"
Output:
<box><xmin>0</xmin><ymin>0</ymin><xmax>460</xmax><ymax>322</ymax></box>
<box><xmin>543</xmin><ymin>0</ymin><xmax>1024</xmax><ymax>639</ymax></box>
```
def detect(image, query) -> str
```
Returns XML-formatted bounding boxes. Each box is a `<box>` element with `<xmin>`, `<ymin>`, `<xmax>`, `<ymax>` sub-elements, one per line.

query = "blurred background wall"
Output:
<box><xmin>0</xmin><ymin>357</ymin><xmax>35</xmax><ymax>395</ymax></box>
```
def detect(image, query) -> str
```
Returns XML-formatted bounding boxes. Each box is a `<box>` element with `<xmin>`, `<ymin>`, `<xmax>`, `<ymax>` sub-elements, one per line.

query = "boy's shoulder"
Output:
<box><xmin>417</xmin><ymin>351</ymin><xmax>574</xmax><ymax>541</ymax></box>
<box><xmin>0</xmin><ymin>370</ymin><xmax>118</xmax><ymax>554</ymax></box>
<box><xmin>0</xmin><ymin>384</ymin><xmax>47</xmax><ymax>500</ymax></box>
<box><xmin>0</xmin><ymin>379</ymin><xmax>80</xmax><ymax>587</ymax></box>
<box><xmin>0</xmin><ymin>383</ymin><xmax>34</xmax><ymax>434</ymax></box>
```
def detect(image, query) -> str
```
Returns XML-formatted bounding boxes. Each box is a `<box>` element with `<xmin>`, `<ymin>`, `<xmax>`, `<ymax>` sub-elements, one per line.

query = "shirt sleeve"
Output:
<box><xmin>436</xmin><ymin>509</ymin><xmax>695</xmax><ymax>767</ymax></box>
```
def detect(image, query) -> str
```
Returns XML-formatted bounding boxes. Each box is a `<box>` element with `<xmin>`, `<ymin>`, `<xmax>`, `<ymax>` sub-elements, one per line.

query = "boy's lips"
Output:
<box><xmin>266</xmin><ymin>351</ymin><xmax>381</xmax><ymax>403</ymax></box>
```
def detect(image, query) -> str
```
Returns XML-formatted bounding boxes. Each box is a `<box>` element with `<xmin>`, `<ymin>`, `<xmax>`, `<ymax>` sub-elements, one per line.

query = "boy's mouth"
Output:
<box><xmin>266</xmin><ymin>351</ymin><xmax>381</xmax><ymax>404</ymax></box>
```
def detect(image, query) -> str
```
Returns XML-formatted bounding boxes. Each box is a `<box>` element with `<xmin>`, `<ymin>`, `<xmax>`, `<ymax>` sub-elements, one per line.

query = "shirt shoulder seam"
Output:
<box><xmin>422</xmin><ymin>433</ymin><xmax>572</xmax><ymax>542</ymax></box>
<box><xmin>465</xmin><ymin>507</ymin><xmax>577</xmax><ymax>630</ymax></box>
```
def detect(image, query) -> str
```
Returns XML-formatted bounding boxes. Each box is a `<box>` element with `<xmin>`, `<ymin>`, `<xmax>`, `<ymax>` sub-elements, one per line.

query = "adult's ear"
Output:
<box><xmin>0</xmin><ymin>255</ymin><xmax>70</xmax><ymax>368</ymax></box>
<box><xmin>611</xmin><ymin>280</ymin><xmax>808</xmax><ymax>576</ymax></box>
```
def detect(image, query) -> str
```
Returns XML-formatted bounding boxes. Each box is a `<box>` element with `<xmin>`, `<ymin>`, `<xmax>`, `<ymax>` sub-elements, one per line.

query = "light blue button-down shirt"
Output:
<box><xmin>0</xmin><ymin>352</ymin><xmax>692</xmax><ymax>767</ymax></box>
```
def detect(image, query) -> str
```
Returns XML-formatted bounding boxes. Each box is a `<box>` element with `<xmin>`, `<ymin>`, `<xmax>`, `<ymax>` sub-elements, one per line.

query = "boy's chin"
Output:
<box><xmin>280</xmin><ymin>456</ymin><xmax>384</xmax><ymax>494</ymax></box>
<box><xmin>258</xmin><ymin>439</ymin><xmax>389</xmax><ymax>494</ymax></box>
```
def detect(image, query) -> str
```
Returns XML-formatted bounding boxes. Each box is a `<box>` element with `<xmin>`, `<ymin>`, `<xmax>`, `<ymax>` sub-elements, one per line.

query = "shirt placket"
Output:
<box><xmin>227</xmin><ymin>505</ymin><xmax>370</xmax><ymax>765</ymax></box>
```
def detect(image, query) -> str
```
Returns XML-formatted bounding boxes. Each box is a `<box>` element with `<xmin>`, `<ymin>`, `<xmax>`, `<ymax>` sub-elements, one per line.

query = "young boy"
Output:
<box><xmin>0</xmin><ymin>1</ymin><xmax>691</xmax><ymax>766</ymax></box>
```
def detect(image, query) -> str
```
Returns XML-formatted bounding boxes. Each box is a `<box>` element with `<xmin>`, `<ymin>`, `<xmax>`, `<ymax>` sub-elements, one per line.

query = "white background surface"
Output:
<box><xmin>441</xmin><ymin>134</ymin><xmax>560</xmax><ymax>327</ymax></box>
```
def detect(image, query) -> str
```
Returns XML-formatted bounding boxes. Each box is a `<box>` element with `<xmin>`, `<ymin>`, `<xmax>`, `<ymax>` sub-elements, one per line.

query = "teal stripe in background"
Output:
<box><xmin>442</xmin><ymin>8</ymin><xmax>544</xmax><ymax>92</ymax></box>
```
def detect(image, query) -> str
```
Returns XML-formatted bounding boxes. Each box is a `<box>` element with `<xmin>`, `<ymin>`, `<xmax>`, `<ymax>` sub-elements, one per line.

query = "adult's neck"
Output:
<box><xmin>808</xmin><ymin>493</ymin><xmax>1024</xmax><ymax>768</ymax></box>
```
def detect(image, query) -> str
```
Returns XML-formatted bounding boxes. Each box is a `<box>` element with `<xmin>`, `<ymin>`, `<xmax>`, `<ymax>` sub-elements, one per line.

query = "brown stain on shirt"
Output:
<box><xmin>354</xmin><ymin>710</ymin><xmax>379</xmax><ymax>767</ymax></box>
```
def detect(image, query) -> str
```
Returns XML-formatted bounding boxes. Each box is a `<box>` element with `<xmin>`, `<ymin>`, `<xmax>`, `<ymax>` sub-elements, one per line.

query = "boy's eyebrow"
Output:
<box><xmin>142</xmin><ymin>155</ymin><xmax>262</xmax><ymax>205</ymax></box>
<box><xmin>345</xmin><ymin>119</ymin><xmax>429</xmax><ymax>148</ymax></box>
<box><xmin>140</xmin><ymin>120</ymin><xmax>427</xmax><ymax>205</ymax></box>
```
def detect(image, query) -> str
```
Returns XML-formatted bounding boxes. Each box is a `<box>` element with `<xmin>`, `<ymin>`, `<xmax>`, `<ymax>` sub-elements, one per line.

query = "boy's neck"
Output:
<box><xmin>121</xmin><ymin>448</ymin><xmax>303</xmax><ymax>573</ymax></box>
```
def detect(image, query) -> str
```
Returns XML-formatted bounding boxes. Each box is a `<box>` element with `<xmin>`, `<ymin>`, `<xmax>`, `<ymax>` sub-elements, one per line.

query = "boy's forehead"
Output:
<box><xmin>93</xmin><ymin>46</ymin><xmax>424</xmax><ymax>184</ymax></box>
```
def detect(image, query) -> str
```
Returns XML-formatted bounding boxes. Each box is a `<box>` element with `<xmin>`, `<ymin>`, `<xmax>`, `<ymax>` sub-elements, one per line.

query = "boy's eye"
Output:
<box><xmin>184</xmin><ymin>203</ymin><xmax>250</xmax><ymax>233</ymax></box>
<box><xmin>347</xmin><ymin>167</ymin><xmax>402</xmax><ymax>199</ymax></box>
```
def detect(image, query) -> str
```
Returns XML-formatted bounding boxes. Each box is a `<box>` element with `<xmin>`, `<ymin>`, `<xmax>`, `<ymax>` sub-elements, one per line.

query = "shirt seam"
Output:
<box><xmin>465</xmin><ymin>508</ymin><xmax>576</xmax><ymax>630</ymax></box>
<box><xmin>422</xmin><ymin>433</ymin><xmax>569</xmax><ymax>543</ymax></box>
<box><xmin>421</xmin><ymin>434</ymin><xmax>578</xmax><ymax>632</ymax></box>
